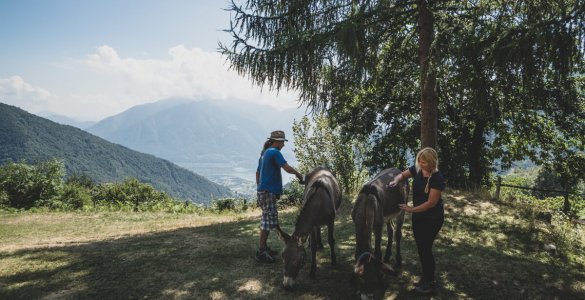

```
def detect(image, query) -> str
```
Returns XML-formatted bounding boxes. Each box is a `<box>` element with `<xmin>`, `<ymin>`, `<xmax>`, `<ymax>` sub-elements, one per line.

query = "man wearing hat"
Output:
<box><xmin>255</xmin><ymin>130</ymin><xmax>304</xmax><ymax>263</ymax></box>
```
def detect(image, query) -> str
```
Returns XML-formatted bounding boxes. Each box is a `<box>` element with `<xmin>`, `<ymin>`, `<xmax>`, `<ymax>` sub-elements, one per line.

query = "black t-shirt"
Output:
<box><xmin>408</xmin><ymin>165</ymin><xmax>445</xmax><ymax>218</ymax></box>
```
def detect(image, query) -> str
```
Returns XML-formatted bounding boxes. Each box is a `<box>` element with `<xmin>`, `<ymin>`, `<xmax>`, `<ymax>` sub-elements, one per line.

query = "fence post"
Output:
<box><xmin>563</xmin><ymin>188</ymin><xmax>570</xmax><ymax>214</ymax></box>
<box><xmin>494</xmin><ymin>176</ymin><xmax>501</xmax><ymax>201</ymax></box>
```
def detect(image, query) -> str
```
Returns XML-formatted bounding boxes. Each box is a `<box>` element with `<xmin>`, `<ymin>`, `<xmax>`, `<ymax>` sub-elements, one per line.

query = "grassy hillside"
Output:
<box><xmin>0</xmin><ymin>103</ymin><xmax>232</xmax><ymax>203</ymax></box>
<box><xmin>0</xmin><ymin>190</ymin><xmax>584</xmax><ymax>299</ymax></box>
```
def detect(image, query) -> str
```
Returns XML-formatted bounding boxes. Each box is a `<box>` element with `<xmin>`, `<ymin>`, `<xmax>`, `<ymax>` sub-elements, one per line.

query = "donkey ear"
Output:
<box><xmin>275</xmin><ymin>226</ymin><xmax>291</xmax><ymax>243</ymax></box>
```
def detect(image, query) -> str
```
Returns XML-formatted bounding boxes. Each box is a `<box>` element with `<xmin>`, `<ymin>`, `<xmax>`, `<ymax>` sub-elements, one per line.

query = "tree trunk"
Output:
<box><xmin>468</xmin><ymin>120</ymin><xmax>487</xmax><ymax>188</ymax></box>
<box><xmin>418</xmin><ymin>0</ymin><xmax>437</xmax><ymax>149</ymax></box>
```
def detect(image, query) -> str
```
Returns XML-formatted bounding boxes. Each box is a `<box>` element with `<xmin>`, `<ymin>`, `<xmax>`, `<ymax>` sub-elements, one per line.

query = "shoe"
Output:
<box><xmin>415</xmin><ymin>281</ymin><xmax>437</xmax><ymax>294</ymax></box>
<box><xmin>265</xmin><ymin>246</ymin><xmax>279</xmax><ymax>256</ymax></box>
<box><xmin>255</xmin><ymin>250</ymin><xmax>275</xmax><ymax>263</ymax></box>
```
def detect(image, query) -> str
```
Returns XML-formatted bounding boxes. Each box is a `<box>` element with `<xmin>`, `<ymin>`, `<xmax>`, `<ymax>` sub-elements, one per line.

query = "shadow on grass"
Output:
<box><xmin>1</xmin><ymin>205</ymin><xmax>584</xmax><ymax>299</ymax></box>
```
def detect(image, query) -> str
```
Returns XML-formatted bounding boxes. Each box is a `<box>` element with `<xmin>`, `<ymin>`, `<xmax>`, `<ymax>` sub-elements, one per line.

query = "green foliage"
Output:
<box><xmin>496</xmin><ymin>167</ymin><xmax>585</xmax><ymax>218</ymax></box>
<box><xmin>222</xmin><ymin>1</ymin><xmax>585</xmax><ymax>190</ymax></box>
<box><xmin>281</xmin><ymin>181</ymin><xmax>304</xmax><ymax>207</ymax></box>
<box><xmin>210</xmin><ymin>197</ymin><xmax>248</xmax><ymax>213</ymax></box>
<box><xmin>0</xmin><ymin>160</ymin><xmax>241</xmax><ymax>214</ymax></box>
<box><xmin>0</xmin><ymin>189</ymin><xmax>8</xmax><ymax>208</ymax></box>
<box><xmin>51</xmin><ymin>183</ymin><xmax>93</xmax><ymax>211</ymax></box>
<box><xmin>90</xmin><ymin>178</ymin><xmax>172</xmax><ymax>212</ymax></box>
<box><xmin>292</xmin><ymin>114</ymin><xmax>368</xmax><ymax>195</ymax></box>
<box><xmin>66</xmin><ymin>173</ymin><xmax>95</xmax><ymax>189</ymax></box>
<box><xmin>0</xmin><ymin>159</ymin><xmax>64</xmax><ymax>209</ymax></box>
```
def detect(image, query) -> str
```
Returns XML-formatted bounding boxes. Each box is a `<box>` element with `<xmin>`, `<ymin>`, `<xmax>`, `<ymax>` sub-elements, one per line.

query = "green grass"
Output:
<box><xmin>1</xmin><ymin>191</ymin><xmax>584</xmax><ymax>299</ymax></box>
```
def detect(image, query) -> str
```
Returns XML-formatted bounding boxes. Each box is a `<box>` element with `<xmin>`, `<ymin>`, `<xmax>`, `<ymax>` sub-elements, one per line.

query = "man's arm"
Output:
<box><xmin>282</xmin><ymin>163</ymin><xmax>303</xmax><ymax>182</ymax></box>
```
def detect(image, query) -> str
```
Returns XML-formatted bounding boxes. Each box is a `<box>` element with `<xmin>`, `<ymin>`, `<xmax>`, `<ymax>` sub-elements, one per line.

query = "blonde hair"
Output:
<box><xmin>415</xmin><ymin>147</ymin><xmax>439</xmax><ymax>194</ymax></box>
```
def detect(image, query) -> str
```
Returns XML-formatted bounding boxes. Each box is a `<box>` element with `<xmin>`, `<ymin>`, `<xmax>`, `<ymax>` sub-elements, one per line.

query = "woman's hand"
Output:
<box><xmin>399</xmin><ymin>203</ymin><xmax>413</xmax><ymax>213</ymax></box>
<box><xmin>386</xmin><ymin>173</ymin><xmax>402</xmax><ymax>188</ymax></box>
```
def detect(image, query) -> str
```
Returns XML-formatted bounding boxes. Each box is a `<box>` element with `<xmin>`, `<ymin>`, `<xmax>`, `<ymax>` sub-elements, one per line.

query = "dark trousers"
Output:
<box><xmin>412</xmin><ymin>213</ymin><xmax>444</xmax><ymax>282</ymax></box>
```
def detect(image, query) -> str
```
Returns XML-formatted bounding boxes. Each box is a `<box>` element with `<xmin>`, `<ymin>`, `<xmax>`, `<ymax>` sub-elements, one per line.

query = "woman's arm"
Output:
<box><xmin>399</xmin><ymin>188</ymin><xmax>442</xmax><ymax>213</ymax></box>
<box><xmin>388</xmin><ymin>169</ymin><xmax>412</xmax><ymax>187</ymax></box>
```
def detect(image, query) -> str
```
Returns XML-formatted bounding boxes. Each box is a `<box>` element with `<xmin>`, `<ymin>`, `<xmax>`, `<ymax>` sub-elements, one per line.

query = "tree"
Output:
<box><xmin>222</xmin><ymin>0</ymin><xmax>439</xmax><ymax>147</ymax></box>
<box><xmin>221</xmin><ymin>1</ymin><xmax>585</xmax><ymax>188</ymax></box>
<box><xmin>292</xmin><ymin>114</ymin><xmax>368</xmax><ymax>195</ymax></box>
<box><xmin>0</xmin><ymin>159</ymin><xmax>64</xmax><ymax>208</ymax></box>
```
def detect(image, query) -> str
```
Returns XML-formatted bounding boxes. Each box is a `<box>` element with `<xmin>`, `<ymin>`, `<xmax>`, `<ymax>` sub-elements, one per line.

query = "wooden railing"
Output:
<box><xmin>493</xmin><ymin>176</ymin><xmax>571</xmax><ymax>213</ymax></box>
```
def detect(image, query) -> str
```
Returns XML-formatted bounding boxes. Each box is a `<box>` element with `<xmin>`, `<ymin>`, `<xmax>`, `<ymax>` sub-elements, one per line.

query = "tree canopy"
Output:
<box><xmin>221</xmin><ymin>0</ymin><xmax>585</xmax><ymax>188</ymax></box>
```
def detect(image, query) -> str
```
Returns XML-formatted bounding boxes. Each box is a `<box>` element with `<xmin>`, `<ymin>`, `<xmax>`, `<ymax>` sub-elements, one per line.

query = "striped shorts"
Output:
<box><xmin>257</xmin><ymin>191</ymin><xmax>279</xmax><ymax>230</ymax></box>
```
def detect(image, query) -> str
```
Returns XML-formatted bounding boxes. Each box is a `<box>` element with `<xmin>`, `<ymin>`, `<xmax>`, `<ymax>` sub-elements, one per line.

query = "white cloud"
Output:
<box><xmin>1</xmin><ymin>45</ymin><xmax>300</xmax><ymax>121</ymax></box>
<box><xmin>80</xmin><ymin>45</ymin><xmax>299</xmax><ymax>117</ymax></box>
<box><xmin>0</xmin><ymin>76</ymin><xmax>53</xmax><ymax>112</ymax></box>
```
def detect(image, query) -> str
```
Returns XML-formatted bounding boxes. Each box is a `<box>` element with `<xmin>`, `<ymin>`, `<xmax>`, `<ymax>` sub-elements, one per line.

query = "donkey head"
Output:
<box><xmin>352</xmin><ymin>252</ymin><xmax>395</xmax><ymax>299</ymax></box>
<box><xmin>276</xmin><ymin>227</ymin><xmax>307</xmax><ymax>288</ymax></box>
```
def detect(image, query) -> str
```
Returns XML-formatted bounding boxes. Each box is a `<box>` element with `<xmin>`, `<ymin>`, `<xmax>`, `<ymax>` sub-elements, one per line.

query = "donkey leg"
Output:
<box><xmin>308</xmin><ymin>227</ymin><xmax>324</xmax><ymax>250</ymax></box>
<box><xmin>384</xmin><ymin>221</ymin><xmax>394</xmax><ymax>263</ymax></box>
<box><xmin>316</xmin><ymin>227</ymin><xmax>324</xmax><ymax>249</ymax></box>
<box><xmin>310</xmin><ymin>227</ymin><xmax>318</xmax><ymax>278</ymax></box>
<box><xmin>394</xmin><ymin>218</ymin><xmax>404</xmax><ymax>269</ymax></box>
<box><xmin>327</xmin><ymin>222</ymin><xmax>337</xmax><ymax>266</ymax></box>
<box><xmin>374</xmin><ymin>224</ymin><xmax>383</xmax><ymax>260</ymax></box>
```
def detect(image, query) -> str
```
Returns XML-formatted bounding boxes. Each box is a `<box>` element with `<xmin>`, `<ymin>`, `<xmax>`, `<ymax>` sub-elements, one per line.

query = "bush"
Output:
<box><xmin>211</xmin><ymin>197</ymin><xmax>249</xmax><ymax>213</ymax></box>
<box><xmin>66</xmin><ymin>173</ymin><xmax>95</xmax><ymax>189</ymax></box>
<box><xmin>0</xmin><ymin>159</ymin><xmax>64</xmax><ymax>209</ymax></box>
<box><xmin>0</xmin><ymin>189</ymin><xmax>9</xmax><ymax>208</ymax></box>
<box><xmin>58</xmin><ymin>183</ymin><xmax>93</xmax><ymax>210</ymax></box>
<box><xmin>281</xmin><ymin>181</ymin><xmax>304</xmax><ymax>207</ymax></box>
<box><xmin>90</xmin><ymin>178</ymin><xmax>175</xmax><ymax>212</ymax></box>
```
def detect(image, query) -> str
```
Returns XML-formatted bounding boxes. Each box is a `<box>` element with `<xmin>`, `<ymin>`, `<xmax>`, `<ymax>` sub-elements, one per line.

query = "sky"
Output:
<box><xmin>0</xmin><ymin>0</ymin><xmax>299</xmax><ymax>121</ymax></box>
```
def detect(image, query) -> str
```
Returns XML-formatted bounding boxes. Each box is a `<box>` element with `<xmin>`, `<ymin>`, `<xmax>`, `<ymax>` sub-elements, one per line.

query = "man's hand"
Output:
<box><xmin>296</xmin><ymin>173</ymin><xmax>305</xmax><ymax>184</ymax></box>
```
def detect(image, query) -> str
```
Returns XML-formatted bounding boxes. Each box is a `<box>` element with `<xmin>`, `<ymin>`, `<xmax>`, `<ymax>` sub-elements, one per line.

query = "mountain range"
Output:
<box><xmin>85</xmin><ymin>98</ymin><xmax>307</xmax><ymax>194</ymax></box>
<box><xmin>0</xmin><ymin>103</ymin><xmax>232</xmax><ymax>204</ymax></box>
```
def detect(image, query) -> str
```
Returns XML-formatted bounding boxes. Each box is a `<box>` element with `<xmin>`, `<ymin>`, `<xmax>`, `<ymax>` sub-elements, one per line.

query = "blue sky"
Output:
<box><xmin>0</xmin><ymin>0</ymin><xmax>298</xmax><ymax>121</ymax></box>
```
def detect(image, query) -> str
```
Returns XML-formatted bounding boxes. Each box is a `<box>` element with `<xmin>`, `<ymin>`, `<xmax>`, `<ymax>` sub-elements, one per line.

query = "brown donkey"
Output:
<box><xmin>276</xmin><ymin>166</ymin><xmax>342</xmax><ymax>288</ymax></box>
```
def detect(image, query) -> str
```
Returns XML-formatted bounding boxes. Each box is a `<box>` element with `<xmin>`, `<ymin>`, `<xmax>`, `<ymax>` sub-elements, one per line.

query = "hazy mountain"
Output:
<box><xmin>86</xmin><ymin>98</ymin><xmax>307</xmax><ymax>195</ymax></box>
<box><xmin>38</xmin><ymin>112</ymin><xmax>97</xmax><ymax>129</ymax></box>
<box><xmin>0</xmin><ymin>103</ymin><xmax>232</xmax><ymax>204</ymax></box>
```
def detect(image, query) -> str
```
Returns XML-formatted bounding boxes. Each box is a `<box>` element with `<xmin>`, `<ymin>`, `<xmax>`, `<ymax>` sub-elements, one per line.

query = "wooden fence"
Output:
<box><xmin>493</xmin><ymin>176</ymin><xmax>572</xmax><ymax>213</ymax></box>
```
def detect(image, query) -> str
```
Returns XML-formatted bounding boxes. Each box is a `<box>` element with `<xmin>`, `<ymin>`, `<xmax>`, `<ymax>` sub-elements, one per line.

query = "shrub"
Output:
<box><xmin>0</xmin><ymin>189</ymin><xmax>9</xmax><ymax>208</ymax></box>
<box><xmin>210</xmin><ymin>197</ymin><xmax>249</xmax><ymax>213</ymax></box>
<box><xmin>66</xmin><ymin>173</ymin><xmax>95</xmax><ymax>189</ymax></box>
<box><xmin>0</xmin><ymin>159</ymin><xmax>64</xmax><ymax>209</ymax></box>
<box><xmin>91</xmin><ymin>178</ymin><xmax>174</xmax><ymax>212</ymax></box>
<box><xmin>281</xmin><ymin>181</ymin><xmax>304</xmax><ymax>207</ymax></box>
<box><xmin>58</xmin><ymin>183</ymin><xmax>93</xmax><ymax>210</ymax></box>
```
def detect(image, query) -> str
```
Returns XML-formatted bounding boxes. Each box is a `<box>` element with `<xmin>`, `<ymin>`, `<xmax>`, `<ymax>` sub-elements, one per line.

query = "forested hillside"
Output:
<box><xmin>0</xmin><ymin>103</ymin><xmax>231</xmax><ymax>203</ymax></box>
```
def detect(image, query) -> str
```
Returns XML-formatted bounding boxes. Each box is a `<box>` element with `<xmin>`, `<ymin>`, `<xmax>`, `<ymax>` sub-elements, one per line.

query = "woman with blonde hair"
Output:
<box><xmin>387</xmin><ymin>147</ymin><xmax>445</xmax><ymax>294</ymax></box>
